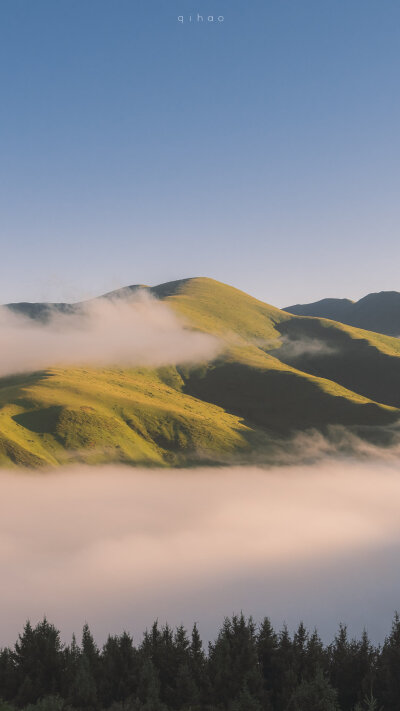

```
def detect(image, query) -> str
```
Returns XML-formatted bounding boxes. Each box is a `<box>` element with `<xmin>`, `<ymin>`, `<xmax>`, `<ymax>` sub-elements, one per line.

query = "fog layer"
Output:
<box><xmin>0</xmin><ymin>295</ymin><xmax>220</xmax><ymax>376</ymax></box>
<box><xmin>1</xmin><ymin>460</ymin><xmax>400</xmax><ymax>645</ymax></box>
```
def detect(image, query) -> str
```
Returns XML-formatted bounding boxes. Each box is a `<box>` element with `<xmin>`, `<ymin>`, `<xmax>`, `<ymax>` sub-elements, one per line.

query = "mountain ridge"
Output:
<box><xmin>284</xmin><ymin>290</ymin><xmax>400</xmax><ymax>337</ymax></box>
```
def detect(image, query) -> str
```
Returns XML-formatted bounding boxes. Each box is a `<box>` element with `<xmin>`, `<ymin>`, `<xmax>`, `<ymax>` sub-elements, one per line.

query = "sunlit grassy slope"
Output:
<box><xmin>1</xmin><ymin>277</ymin><xmax>399</xmax><ymax>468</ymax></box>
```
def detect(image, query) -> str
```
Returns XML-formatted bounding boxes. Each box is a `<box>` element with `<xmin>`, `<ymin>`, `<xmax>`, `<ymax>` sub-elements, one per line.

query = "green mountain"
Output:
<box><xmin>1</xmin><ymin>278</ymin><xmax>400</xmax><ymax>468</ymax></box>
<box><xmin>284</xmin><ymin>291</ymin><xmax>400</xmax><ymax>337</ymax></box>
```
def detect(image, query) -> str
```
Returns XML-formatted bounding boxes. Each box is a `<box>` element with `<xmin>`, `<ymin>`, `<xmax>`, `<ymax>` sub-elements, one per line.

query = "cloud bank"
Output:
<box><xmin>1</xmin><ymin>460</ymin><xmax>400</xmax><ymax>645</ymax></box>
<box><xmin>0</xmin><ymin>295</ymin><xmax>220</xmax><ymax>376</ymax></box>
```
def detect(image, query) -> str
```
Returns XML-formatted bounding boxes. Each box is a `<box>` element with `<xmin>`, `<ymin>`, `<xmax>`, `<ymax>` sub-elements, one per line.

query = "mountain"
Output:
<box><xmin>1</xmin><ymin>277</ymin><xmax>400</xmax><ymax>468</ymax></box>
<box><xmin>284</xmin><ymin>291</ymin><xmax>400</xmax><ymax>337</ymax></box>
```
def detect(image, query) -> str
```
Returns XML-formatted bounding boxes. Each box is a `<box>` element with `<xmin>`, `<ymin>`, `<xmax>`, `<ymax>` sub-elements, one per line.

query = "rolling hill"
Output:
<box><xmin>284</xmin><ymin>291</ymin><xmax>400</xmax><ymax>337</ymax></box>
<box><xmin>1</xmin><ymin>277</ymin><xmax>400</xmax><ymax>468</ymax></box>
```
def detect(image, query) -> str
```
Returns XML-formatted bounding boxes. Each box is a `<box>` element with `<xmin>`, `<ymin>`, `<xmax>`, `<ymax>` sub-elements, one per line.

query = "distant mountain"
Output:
<box><xmin>1</xmin><ymin>278</ymin><xmax>400</xmax><ymax>468</ymax></box>
<box><xmin>284</xmin><ymin>291</ymin><xmax>400</xmax><ymax>337</ymax></box>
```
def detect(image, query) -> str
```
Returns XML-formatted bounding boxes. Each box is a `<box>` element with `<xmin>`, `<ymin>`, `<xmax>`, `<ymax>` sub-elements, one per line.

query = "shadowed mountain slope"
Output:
<box><xmin>284</xmin><ymin>291</ymin><xmax>400</xmax><ymax>337</ymax></box>
<box><xmin>1</xmin><ymin>278</ymin><xmax>400</xmax><ymax>468</ymax></box>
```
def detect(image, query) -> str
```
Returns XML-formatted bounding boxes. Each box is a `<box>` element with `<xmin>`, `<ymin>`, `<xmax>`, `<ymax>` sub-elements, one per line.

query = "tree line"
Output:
<box><xmin>1</xmin><ymin>613</ymin><xmax>400</xmax><ymax>710</ymax></box>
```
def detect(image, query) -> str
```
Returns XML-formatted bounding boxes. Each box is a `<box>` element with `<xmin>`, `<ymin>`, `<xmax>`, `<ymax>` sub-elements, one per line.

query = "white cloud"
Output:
<box><xmin>0</xmin><ymin>293</ymin><xmax>220</xmax><ymax>376</ymax></box>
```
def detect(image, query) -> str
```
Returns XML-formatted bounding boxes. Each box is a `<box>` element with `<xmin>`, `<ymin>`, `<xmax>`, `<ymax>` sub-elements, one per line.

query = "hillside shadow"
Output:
<box><xmin>270</xmin><ymin>320</ymin><xmax>400</xmax><ymax>409</ymax></box>
<box><xmin>12</xmin><ymin>406</ymin><xmax>63</xmax><ymax>434</ymax></box>
<box><xmin>182</xmin><ymin>361</ymin><xmax>398</xmax><ymax>436</ymax></box>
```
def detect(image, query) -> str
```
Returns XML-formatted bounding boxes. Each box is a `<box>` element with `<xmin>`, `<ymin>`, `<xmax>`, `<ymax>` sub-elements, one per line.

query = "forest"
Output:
<box><xmin>1</xmin><ymin>614</ymin><xmax>400</xmax><ymax>710</ymax></box>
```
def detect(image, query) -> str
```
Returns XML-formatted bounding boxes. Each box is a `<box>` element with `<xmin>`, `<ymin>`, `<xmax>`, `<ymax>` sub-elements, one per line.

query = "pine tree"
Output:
<box><xmin>100</xmin><ymin>632</ymin><xmax>137</xmax><ymax>707</ymax></box>
<box><xmin>275</xmin><ymin>624</ymin><xmax>296</xmax><ymax>711</ymax></box>
<box><xmin>13</xmin><ymin>619</ymin><xmax>64</xmax><ymax>706</ymax></box>
<box><xmin>306</xmin><ymin>629</ymin><xmax>327</xmax><ymax>679</ymax></box>
<box><xmin>292</xmin><ymin>621</ymin><xmax>309</xmax><ymax>680</ymax></box>
<box><xmin>229</xmin><ymin>684</ymin><xmax>262</xmax><ymax>711</ymax></box>
<box><xmin>256</xmin><ymin>617</ymin><xmax>279</xmax><ymax>710</ymax></box>
<box><xmin>208</xmin><ymin>615</ymin><xmax>263</xmax><ymax>708</ymax></box>
<box><xmin>187</xmin><ymin>623</ymin><xmax>208</xmax><ymax>707</ymax></box>
<box><xmin>137</xmin><ymin>658</ymin><xmax>167</xmax><ymax>711</ymax></box>
<box><xmin>68</xmin><ymin>653</ymin><xmax>97</xmax><ymax>710</ymax></box>
<box><xmin>0</xmin><ymin>648</ymin><xmax>16</xmax><ymax>702</ymax></box>
<box><xmin>376</xmin><ymin>611</ymin><xmax>400</xmax><ymax>710</ymax></box>
<box><xmin>82</xmin><ymin>623</ymin><xmax>99</xmax><ymax>671</ymax></box>
<box><xmin>175</xmin><ymin>662</ymin><xmax>200</xmax><ymax>709</ymax></box>
<box><xmin>289</xmin><ymin>667</ymin><xmax>339</xmax><ymax>711</ymax></box>
<box><xmin>354</xmin><ymin>629</ymin><xmax>377</xmax><ymax>703</ymax></box>
<box><xmin>329</xmin><ymin>623</ymin><xmax>362</xmax><ymax>711</ymax></box>
<box><xmin>62</xmin><ymin>634</ymin><xmax>80</xmax><ymax>702</ymax></box>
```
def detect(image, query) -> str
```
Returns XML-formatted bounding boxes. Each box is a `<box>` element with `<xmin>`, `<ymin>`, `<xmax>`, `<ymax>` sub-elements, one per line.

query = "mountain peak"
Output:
<box><xmin>284</xmin><ymin>291</ymin><xmax>400</xmax><ymax>337</ymax></box>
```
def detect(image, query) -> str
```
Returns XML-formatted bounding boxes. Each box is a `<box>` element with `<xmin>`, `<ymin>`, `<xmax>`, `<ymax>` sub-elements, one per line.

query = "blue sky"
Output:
<box><xmin>1</xmin><ymin>0</ymin><xmax>399</xmax><ymax>306</ymax></box>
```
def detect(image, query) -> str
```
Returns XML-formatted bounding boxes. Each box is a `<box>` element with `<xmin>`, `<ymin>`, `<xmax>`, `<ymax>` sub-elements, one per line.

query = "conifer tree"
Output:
<box><xmin>137</xmin><ymin>658</ymin><xmax>167</xmax><ymax>711</ymax></box>
<box><xmin>68</xmin><ymin>654</ymin><xmax>98</xmax><ymax>710</ymax></box>
<box><xmin>306</xmin><ymin>629</ymin><xmax>327</xmax><ymax>679</ymax></box>
<box><xmin>100</xmin><ymin>632</ymin><xmax>137</xmax><ymax>707</ymax></box>
<box><xmin>13</xmin><ymin>619</ymin><xmax>64</xmax><ymax>706</ymax></box>
<box><xmin>329</xmin><ymin>624</ymin><xmax>362</xmax><ymax>711</ymax></box>
<box><xmin>208</xmin><ymin>614</ymin><xmax>263</xmax><ymax>708</ymax></box>
<box><xmin>292</xmin><ymin>621</ymin><xmax>309</xmax><ymax>680</ymax></box>
<box><xmin>256</xmin><ymin>617</ymin><xmax>279</xmax><ymax>710</ymax></box>
<box><xmin>0</xmin><ymin>648</ymin><xmax>16</xmax><ymax>703</ymax></box>
<box><xmin>288</xmin><ymin>667</ymin><xmax>339</xmax><ymax>710</ymax></box>
<box><xmin>188</xmin><ymin>624</ymin><xmax>208</xmax><ymax>706</ymax></box>
<box><xmin>275</xmin><ymin>624</ymin><xmax>297</xmax><ymax>711</ymax></box>
<box><xmin>229</xmin><ymin>684</ymin><xmax>262</xmax><ymax>711</ymax></box>
<box><xmin>82</xmin><ymin>624</ymin><xmax>99</xmax><ymax>673</ymax></box>
<box><xmin>376</xmin><ymin>611</ymin><xmax>400</xmax><ymax>709</ymax></box>
<box><xmin>62</xmin><ymin>634</ymin><xmax>80</xmax><ymax>702</ymax></box>
<box><xmin>175</xmin><ymin>662</ymin><xmax>199</xmax><ymax>709</ymax></box>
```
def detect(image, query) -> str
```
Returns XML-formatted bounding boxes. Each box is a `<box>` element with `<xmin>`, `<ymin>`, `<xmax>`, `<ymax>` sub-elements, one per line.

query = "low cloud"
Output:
<box><xmin>1</xmin><ymin>460</ymin><xmax>400</xmax><ymax>645</ymax></box>
<box><xmin>0</xmin><ymin>294</ymin><xmax>220</xmax><ymax>376</ymax></box>
<box><xmin>275</xmin><ymin>336</ymin><xmax>337</xmax><ymax>358</ymax></box>
<box><xmin>262</xmin><ymin>425</ymin><xmax>400</xmax><ymax>465</ymax></box>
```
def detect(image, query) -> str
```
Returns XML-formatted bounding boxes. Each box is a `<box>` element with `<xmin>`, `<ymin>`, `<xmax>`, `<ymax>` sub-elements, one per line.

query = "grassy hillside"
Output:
<box><xmin>1</xmin><ymin>277</ymin><xmax>400</xmax><ymax>468</ymax></box>
<box><xmin>0</xmin><ymin>366</ymin><xmax>262</xmax><ymax>468</ymax></box>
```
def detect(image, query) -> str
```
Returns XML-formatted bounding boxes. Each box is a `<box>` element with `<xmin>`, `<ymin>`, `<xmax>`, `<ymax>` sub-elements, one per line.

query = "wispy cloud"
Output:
<box><xmin>0</xmin><ymin>294</ymin><xmax>220</xmax><ymax>376</ymax></box>
<box><xmin>274</xmin><ymin>336</ymin><xmax>338</xmax><ymax>358</ymax></box>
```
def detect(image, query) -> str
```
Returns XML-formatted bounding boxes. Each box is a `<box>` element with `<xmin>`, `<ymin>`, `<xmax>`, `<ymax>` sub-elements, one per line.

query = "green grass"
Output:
<box><xmin>152</xmin><ymin>277</ymin><xmax>290</xmax><ymax>343</ymax></box>
<box><xmin>1</xmin><ymin>277</ymin><xmax>399</xmax><ymax>468</ymax></box>
<box><xmin>0</xmin><ymin>366</ymin><xmax>256</xmax><ymax>467</ymax></box>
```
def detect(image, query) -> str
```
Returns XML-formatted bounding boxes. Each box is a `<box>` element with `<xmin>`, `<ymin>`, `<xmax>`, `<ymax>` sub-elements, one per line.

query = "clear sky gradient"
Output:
<box><xmin>1</xmin><ymin>0</ymin><xmax>399</xmax><ymax>306</ymax></box>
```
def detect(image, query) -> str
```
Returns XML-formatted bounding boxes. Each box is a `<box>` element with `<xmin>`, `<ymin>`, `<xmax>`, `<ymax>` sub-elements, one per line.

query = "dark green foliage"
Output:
<box><xmin>13</xmin><ymin>620</ymin><xmax>64</xmax><ymax>706</ymax></box>
<box><xmin>1</xmin><ymin>613</ymin><xmax>400</xmax><ymax>710</ymax></box>
<box><xmin>23</xmin><ymin>696</ymin><xmax>67</xmax><ymax>711</ymax></box>
<box><xmin>0</xmin><ymin>702</ymin><xmax>17</xmax><ymax>711</ymax></box>
<box><xmin>256</xmin><ymin>617</ymin><xmax>279</xmax><ymax>709</ymax></box>
<box><xmin>208</xmin><ymin>615</ymin><xmax>264</xmax><ymax>708</ymax></box>
<box><xmin>329</xmin><ymin>625</ymin><xmax>377</xmax><ymax>711</ymax></box>
<box><xmin>100</xmin><ymin>632</ymin><xmax>137</xmax><ymax>707</ymax></box>
<box><xmin>288</xmin><ymin>668</ymin><xmax>339</xmax><ymax>710</ymax></box>
<box><xmin>136</xmin><ymin>658</ymin><xmax>167</xmax><ymax>710</ymax></box>
<box><xmin>229</xmin><ymin>685</ymin><xmax>262</xmax><ymax>711</ymax></box>
<box><xmin>376</xmin><ymin>611</ymin><xmax>400</xmax><ymax>710</ymax></box>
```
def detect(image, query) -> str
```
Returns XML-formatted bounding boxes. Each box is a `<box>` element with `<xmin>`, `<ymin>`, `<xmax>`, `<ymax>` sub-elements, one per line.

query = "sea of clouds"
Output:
<box><xmin>1</xmin><ymin>460</ymin><xmax>400</xmax><ymax>646</ymax></box>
